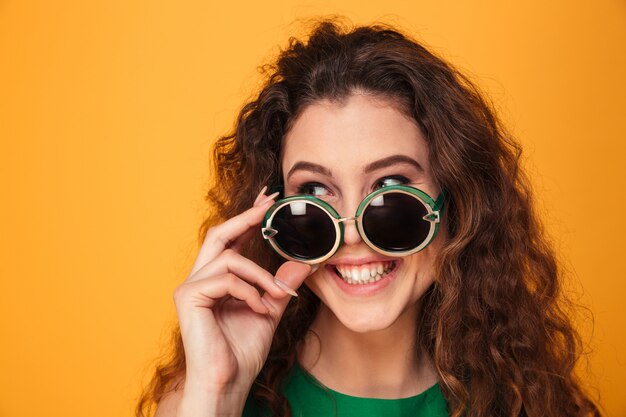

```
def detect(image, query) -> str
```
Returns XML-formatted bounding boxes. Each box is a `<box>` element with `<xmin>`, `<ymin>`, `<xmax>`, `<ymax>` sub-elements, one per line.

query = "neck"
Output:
<box><xmin>298</xmin><ymin>301</ymin><xmax>438</xmax><ymax>398</ymax></box>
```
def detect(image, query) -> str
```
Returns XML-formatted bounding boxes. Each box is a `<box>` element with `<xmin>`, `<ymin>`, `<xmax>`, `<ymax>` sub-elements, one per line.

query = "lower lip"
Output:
<box><xmin>326</xmin><ymin>260</ymin><xmax>402</xmax><ymax>296</ymax></box>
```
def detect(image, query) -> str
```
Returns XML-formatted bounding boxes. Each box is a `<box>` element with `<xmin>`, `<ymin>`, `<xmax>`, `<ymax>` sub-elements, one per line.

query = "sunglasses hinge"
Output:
<box><xmin>262</xmin><ymin>227</ymin><xmax>278</xmax><ymax>239</ymax></box>
<box><xmin>422</xmin><ymin>211</ymin><xmax>440</xmax><ymax>223</ymax></box>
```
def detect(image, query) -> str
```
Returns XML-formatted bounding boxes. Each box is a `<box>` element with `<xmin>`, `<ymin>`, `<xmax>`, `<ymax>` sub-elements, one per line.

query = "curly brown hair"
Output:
<box><xmin>135</xmin><ymin>17</ymin><xmax>602</xmax><ymax>417</ymax></box>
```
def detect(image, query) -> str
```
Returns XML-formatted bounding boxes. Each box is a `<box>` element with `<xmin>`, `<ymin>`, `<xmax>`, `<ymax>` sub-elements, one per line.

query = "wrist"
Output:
<box><xmin>178</xmin><ymin>381</ymin><xmax>249</xmax><ymax>417</ymax></box>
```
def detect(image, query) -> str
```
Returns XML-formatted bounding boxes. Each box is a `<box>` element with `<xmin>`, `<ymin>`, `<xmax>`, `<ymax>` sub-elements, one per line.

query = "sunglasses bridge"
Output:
<box><xmin>337</xmin><ymin>216</ymin><xmax>357</xmax><ymax>223</ymax></box>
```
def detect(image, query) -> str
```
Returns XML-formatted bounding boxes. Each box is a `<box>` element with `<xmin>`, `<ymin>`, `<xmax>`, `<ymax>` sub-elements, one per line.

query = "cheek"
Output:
<box><xmin>302</xmin><ymin>269</ymin><xmax>346</xmax><ymax>306</ymax></box>
<box><xmin>303</xmin><ymin>272</ymin><xmax>325</xmax><ymax>296</ymax></box>
<box><xmin>404</xmin><ymin>247</ymin><xmax>439</xmax><ymax>296</ymax></box>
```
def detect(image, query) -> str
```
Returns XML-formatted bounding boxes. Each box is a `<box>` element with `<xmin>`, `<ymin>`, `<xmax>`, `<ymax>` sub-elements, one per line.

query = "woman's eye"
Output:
<box><xmin>374</xmin><ymin>175</ymin><xmax>410</xmax><ymax>190</ymax></box>
<box><xmin>296</xmin><ymin>182</ymin><xmax>330</xmax><ymax>196</ymax></box>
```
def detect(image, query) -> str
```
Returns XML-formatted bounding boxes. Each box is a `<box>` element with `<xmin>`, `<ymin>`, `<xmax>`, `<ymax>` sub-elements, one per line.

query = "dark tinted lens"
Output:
<box><xmin>271</xmin><ymin>201</ymin><xmax>336</xmax><ymax>260</ymax></box>
<box><xmin>362</xmin><ymin>192</ymin><xmax>431</xmax><ymax>252</ymax></box>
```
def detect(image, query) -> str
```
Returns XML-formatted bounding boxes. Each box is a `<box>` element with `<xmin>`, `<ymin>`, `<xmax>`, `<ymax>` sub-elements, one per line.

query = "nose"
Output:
<box><xmin>335</xmin><ymin>195</ymin><xmax>365</xmax><ymax>248</ymax></box>
<box><xmin>339</xmin><ymin>214</ymin><xmax>363</xmax><ymax>246</ymax></box>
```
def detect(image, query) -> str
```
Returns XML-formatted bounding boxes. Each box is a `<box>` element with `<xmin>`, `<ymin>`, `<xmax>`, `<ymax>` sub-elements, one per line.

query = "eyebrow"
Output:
<box><xmin>286</xmin><ymin>154</ymin><xmax>424</xmax><ymax>179</ymax></box>
<box><xmin>286</xmin><ymin>161</ymin><xmax>333</xmax><ymax>179</ymax></box>
<box><xmin>363</xmin><ymin>154</ymin><xmax>424</xmax><ymax>175</ymax></box>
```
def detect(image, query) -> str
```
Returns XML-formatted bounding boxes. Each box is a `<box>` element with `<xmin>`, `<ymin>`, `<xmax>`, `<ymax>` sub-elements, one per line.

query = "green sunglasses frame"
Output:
<box><xmin>261</xmin><ymin>184</ymin><xmax>447</xmax><ymax>264</ymax></box>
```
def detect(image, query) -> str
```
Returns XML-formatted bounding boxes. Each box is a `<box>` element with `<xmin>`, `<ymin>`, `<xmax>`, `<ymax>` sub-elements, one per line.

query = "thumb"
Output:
<box><xmin>261</xmin><ymin>261</ymin><xmax>318</xmax><ymax>327</ymax></box>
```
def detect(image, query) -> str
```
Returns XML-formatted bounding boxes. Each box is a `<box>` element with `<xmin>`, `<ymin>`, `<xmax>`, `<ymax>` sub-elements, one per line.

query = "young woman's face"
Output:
<box><xmin>281</xmin><ymin>93</ymin><xmax>447</xmax><ymax>333</ymax></box>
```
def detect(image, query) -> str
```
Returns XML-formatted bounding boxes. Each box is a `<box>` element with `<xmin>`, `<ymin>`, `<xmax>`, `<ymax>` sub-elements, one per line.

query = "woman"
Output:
<box><xmin>136</xmin><ymin>18</ymin><xmax>602</xmax><ymax>417</ymax></box>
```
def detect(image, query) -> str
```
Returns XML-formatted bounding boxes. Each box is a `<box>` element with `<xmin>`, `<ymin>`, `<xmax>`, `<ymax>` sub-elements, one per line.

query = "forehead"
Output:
<box><xmin>281</xmin><ymin>94</ymin><xmax>430</xmax><ymax>178</ymax></box>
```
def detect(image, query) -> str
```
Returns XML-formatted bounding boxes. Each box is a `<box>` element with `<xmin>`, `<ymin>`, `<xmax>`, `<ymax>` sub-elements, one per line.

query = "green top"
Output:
<box><xmin>242</xmin><ymin>362</ymin><xmax>449</xmax><ymax>417</ymax></box>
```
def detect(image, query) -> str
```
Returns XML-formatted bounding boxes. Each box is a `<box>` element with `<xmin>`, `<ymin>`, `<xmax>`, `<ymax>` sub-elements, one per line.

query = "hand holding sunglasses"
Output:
<box><xmin>170</xmin><ymin>186</ymin><xmax>316</xmax><ymax>405</ymax></box>
<box><xmin>261</xmin><ymin>184</ymin><xmax>447</xmax><ymax>264</ymax></box>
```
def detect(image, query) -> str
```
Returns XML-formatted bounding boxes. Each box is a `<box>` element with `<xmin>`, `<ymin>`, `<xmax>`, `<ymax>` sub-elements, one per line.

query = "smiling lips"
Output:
<box><xmin>333</xmin><ymin>261</ymin><xmax>397</xmax><ymax>285</ymax></box>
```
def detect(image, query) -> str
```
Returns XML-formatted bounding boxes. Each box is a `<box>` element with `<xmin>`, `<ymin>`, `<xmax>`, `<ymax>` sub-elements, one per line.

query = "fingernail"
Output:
<box><xmin>259</xmin><ymin>191</ymin><xmax>280</xmax><ymax>206</ymax></box>
<box><xmin>261</xmin><ymin>298</ymin><xmax>277</xmax><ymax>314</ymax></box>
<box><xmin>308</xmin><ymin>264</ymin><xmax>319</xmax><ymax>275</ymax></box>
<box><xmin>254</xmin><ymin>185</ymin><xmax>268</xmax><ymax>206</ymax></box>
<box><xmin>273</xmin><ymin>278</ymin><xmax>298</xmax><ymax>297</ymax></box>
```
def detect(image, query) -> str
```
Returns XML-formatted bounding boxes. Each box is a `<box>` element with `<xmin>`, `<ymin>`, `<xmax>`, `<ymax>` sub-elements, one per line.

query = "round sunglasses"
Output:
<box><xmin>261</xmin><ymin>184</ymin><xmax>447</xmax><ymax>264</ymax></box>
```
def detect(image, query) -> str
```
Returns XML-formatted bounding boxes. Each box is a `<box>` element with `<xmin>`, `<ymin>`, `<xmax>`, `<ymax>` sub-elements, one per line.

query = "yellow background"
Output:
<box><xmin>1</xmin><ymin>1</ymin><xmax>624</xmax><ymax>416</ymax></box>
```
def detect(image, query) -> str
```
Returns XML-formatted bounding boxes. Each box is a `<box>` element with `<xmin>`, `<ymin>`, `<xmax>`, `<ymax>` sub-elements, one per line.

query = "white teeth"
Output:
<box><xmin>360</xmin><ymin>268</ymin><xmax>370</xmax><ymax>282</ymax></box>
<box><xmin>351</xmin><ymin>267</ymin><xmax>359</xmax><ymax>280</ymax></box>
<box><xmin>334</xmin><ymin>261</ymin><xmax>396</xmax><ymax>285</ymax></box>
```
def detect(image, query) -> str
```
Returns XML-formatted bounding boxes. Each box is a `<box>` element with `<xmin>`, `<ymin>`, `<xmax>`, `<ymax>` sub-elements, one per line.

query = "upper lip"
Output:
<box><xmin>326</xmin><ymin>256</ymin><xmax>399</xmax><ymax>266</ymax></box>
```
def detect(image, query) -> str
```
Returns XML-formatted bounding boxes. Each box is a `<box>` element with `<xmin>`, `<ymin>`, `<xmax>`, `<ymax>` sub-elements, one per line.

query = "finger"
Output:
<box><xmin>186</xmin><ymin>249</ymin><xmax>289</xmax><ymax>299</ymax></box>
<box><xmin>228</xmin><ymin>225</ymin><xmax>257</xmax><ymax>252</ymax></box>
<box><xmin>189</xmin><ymin>195</ymin><xmax>277</xmax><ymax>276</ymax></box>
<box><xmin>261</xmin><ymin>262</ymin><xmax>316</xmax><ymax>327</ymax></box>
<box><xmin>253</xmin><ymin>185</ymin><xmax>268</xmax><ymax>206</ymax></box>
<box><xmin>228</xmin><ymin>191</ymin><xmax>280</xmax><ymax>251</ymax></box>
<box><xmin>174</xmin><ymin>273</ymin><xmax>269</xmax><ymax>315</ymax></box>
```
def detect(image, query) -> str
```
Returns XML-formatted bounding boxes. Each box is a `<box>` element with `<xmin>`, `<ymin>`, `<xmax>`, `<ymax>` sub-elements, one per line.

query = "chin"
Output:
<box><xmin>315</xmin><ymin>292</ymin><xmax>407</xmax><ymax>333</ymax></box>
<box><xmin>335</xmin><ymin>309</ymin><xmax>401</xmax><ymax>333</ymax></box>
